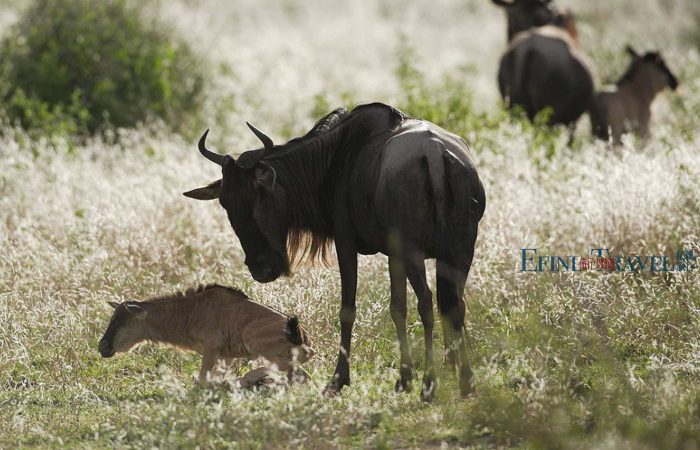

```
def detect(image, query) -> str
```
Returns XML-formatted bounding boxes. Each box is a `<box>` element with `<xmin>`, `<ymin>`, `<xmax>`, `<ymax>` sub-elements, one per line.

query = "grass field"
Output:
<box><xmin>1</xmin><ymin>0</ymin><xmax>700</xmax><ymax>448</ymax></box>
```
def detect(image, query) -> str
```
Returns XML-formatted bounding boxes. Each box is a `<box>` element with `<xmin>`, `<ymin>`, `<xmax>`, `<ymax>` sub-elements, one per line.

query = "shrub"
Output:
<box><xmin>0</xmin><ymin>0</ymin><xmax>206</xmax><ymax>137</ymax></box>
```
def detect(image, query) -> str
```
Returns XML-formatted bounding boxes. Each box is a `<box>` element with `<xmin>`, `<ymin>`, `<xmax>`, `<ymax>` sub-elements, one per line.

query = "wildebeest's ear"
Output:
<box><xmin>108</xmin><ymin>301</ymin><xmax>120</xmax><ymax>309</ymax></box>
<box><xmin>183</xmin><ymin>179</ymin><xmax>222</xmax><ymax>200</ymax></box>
<box><xmin>254</xmin><ymin>162</ymin><xmax>277</xmax><ymax>193</ymax></box>
<box><xmin>626</xmin><ymin>46</ymin><xmax>639</xmax><ymax>58</ymax></box>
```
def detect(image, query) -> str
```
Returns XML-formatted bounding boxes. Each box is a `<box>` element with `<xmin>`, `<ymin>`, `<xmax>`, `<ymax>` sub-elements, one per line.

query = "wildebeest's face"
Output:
<box><xmin>626</xmin><ymin>47</ymin><xmax>679</xmax><ymax>92</ymax></box>
<box><xmin>492</xmin><ymin>0</ymin><xmax>556</xmax><ymax>41</ymax></box>
<box><xmin>219</xmin><ymin>161</ymin><xmax>291</xmax><ymax>283</ymax></box>
<box><xmin>184</xmin><ymin>128</ymin><xmax>291</xmax><ymax>283</ymax></box>
<box><xmin>98</xmin><ymin>302</ymin><xmax>147</xmax><ymax>357</ymax></box>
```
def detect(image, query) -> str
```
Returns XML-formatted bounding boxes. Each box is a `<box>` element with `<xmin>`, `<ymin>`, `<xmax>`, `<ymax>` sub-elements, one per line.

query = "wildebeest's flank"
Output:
<box><xmin>184</xmin><ymin>103</ymin><xmax>485</xmax><ymax>401</ymax></box>
<box><xmin>98</xmin><ymin>284</ymin><xmax>314</xmax><ymax>384</ymax></box>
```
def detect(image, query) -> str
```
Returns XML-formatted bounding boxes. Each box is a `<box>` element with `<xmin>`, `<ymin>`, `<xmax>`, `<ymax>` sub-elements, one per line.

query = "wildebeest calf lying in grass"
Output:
<box><xmin>98</xmin><ymin>284</ymin><xmax>314</xmax><ymax>386</ymax></box>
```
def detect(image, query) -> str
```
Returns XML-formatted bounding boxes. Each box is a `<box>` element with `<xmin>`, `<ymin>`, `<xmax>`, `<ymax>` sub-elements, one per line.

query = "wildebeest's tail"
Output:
<box><xmin>285</xmin><ymin>316</ymin><xmax>304</xmax><ymax>345</ymax></box>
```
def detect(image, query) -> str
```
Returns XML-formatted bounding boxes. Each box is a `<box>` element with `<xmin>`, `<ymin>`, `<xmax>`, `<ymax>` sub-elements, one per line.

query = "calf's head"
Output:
<box><xmin>98</xmin><ymin>301</ymin><xmax>147</xmax><ymax>357</ymax></box>
<box><xmin>184</xmin><ymin>127</ymin><xmax>291</xmax><ymax>283</ymax></box>
<box><xmin>623</xmin><ymin>47</ymin><xmax>679</xmax><ymax>92</ymax></box>
<box><xmin>492</xmin><ymin>0</ymin><xmax>556</xmax><ymax>41</ymax></box>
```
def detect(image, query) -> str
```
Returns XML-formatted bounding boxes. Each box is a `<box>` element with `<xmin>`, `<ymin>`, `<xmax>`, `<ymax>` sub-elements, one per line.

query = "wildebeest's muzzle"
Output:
<box><xmin>98</xmin><ymin>339</ymin><xmax>115</xmax><ymax>358</ymax></box>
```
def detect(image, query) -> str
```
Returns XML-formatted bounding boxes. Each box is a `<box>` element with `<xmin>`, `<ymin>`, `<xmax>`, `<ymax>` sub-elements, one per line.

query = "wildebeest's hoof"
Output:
<box><xmin>394</xmin><ymin>366</ymin><xmax>414</xmax><ymax>393</ymax></box>
<box><xmin>458</xmin><ymin>370</ymin><xmax>474</xmax><ymax>397</ymax></box>
<box><xmin>420</xmin><ymin>380</ymin><xmax>437</xmax><ymax>402</ymax></box>
<box><xmin>323</xmin><ymin>376</ymin><xmax>349</xmax><ymax>397</ymax></box>
<box><xmin>394</xmin><ymin>377</ymin><xmax>413</xmax><ymax>393</ymax></box>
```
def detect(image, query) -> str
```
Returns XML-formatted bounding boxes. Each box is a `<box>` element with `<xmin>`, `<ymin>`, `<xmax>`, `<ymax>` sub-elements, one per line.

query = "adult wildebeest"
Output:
<box><xmin>184</xmin><ymin>103</ymin><xmax>485</xmax><ymax>401</ymax></box>
<box><xmin>492</xmin><ymin>0</ymin><xmax>594</xmax><ymax>134</ymax></box>
<box><xmin>98</xmin><ymin>284</ymin><xmax>314</xmax><ymax>385</ymax></box>
<box><xmin>590</xmin><ymin>47</ymin><xmax>679</xmax><ymax>144</ymax></box>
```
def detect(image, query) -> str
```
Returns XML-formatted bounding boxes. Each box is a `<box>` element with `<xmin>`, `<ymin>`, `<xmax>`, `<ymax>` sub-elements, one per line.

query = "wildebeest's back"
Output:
<box><xmin>499</xmin><ymin>26</ymin><xmax>594</xmax><ymax>125</ymax></box>
<box><xmin>347</xmin><ymin>119</ymin><xmax>484</xmax><ymax>256</ymax></box>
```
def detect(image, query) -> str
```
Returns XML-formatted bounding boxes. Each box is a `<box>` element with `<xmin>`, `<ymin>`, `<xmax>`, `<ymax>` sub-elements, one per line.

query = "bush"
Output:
<box><xmin>0</xmin><ymin>0</ymin><xmax>206</xmax><ymax>137</ymax></box>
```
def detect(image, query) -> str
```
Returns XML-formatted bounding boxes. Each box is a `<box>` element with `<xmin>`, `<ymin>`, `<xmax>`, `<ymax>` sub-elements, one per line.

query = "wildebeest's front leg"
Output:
<box><xmin>405</xmin><ymin>256</ymin><xmax>436</xmax><ymax>402</ymax></box>
<box><xmin>389</xmin><ymin>256</ymin><xmax>414</xmax><ymax>393</ymax></box>
<box><xmin>324</xmin><ymin>238</ymin><xmax>358</xmax><ymax>395</ymax></box>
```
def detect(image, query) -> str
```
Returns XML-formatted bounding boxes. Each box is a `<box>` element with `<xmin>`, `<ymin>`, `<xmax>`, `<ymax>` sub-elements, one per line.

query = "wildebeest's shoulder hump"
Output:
<box><xmin>350</xmin><ymin>102</ymin><xmax>407</xmax><ymax>126</ymax></box>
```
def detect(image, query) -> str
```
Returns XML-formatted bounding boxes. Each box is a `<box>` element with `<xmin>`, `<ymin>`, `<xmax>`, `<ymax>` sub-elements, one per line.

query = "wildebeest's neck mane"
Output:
<box><xmin>262</xmin><ymin>103</ymin><xmax>405</xmax><ymax>266</ymax></box>
<box><xmin>142</xmin><ymin>284</ymin><xmax>248</xmax><ymax>304</ymax></box>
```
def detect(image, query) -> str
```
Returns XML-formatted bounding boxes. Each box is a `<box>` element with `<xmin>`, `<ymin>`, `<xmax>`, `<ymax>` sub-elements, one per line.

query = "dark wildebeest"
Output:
<box><xmin>184</xmin><ymin>103</ymin><xmax>485</xmax><ymax>401</ymax></box>
<box><xmin>492</xmin><ymin>0</ymin><xmax>594</xmax><ymax>135</ymax></box>
<box><xmin>590</xmin><ymin>47</ymin><xmax>679</xmax><ymax>144</ymax></box>
<box><xmin>98</xmin><ymin>284</ymin><xmax>314</xmax><ymax>385</ymax></box>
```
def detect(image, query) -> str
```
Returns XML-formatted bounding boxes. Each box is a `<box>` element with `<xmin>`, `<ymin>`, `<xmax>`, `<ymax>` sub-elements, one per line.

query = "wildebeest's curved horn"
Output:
<box><xmin>626</xmin><ymin>46</ymin><xmax>640</xmax><ymax>58</ymax></box>
<box><xmin>491</xmin><ymin>0</ymin><xmax>515</xmax><ymax>6</ymax></box>
<box><xmin>246</xmin><ymin>122</ymin><xmax>274</xmax><ymax>149</ymax></box>
<box><xmin>198</xmin><ymin>129</ymin><xmax>227</xmax><ymax>166</ymax></box>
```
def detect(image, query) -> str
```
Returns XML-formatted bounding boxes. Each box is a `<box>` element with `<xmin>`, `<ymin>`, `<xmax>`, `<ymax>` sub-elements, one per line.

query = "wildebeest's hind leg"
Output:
<box><xmin>389</xmin><ymin>256</ymin><xmax>414</xmax><ymax>393</ymax></box>
<box><xmin>405</xmin><ymin>255</ymin><xmax>436</xmax><ymax>402</ymax></box>
<box><xmin>436</xmin><ymin>226</ymin><xmax>476</xmax><ymax>397</ymax></box>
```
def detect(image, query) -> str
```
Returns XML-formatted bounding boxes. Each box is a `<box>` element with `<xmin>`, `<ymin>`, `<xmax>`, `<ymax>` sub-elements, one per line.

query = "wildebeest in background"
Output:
<box><xmin>492</xmin><ymin>0</ymin><xmax>594</xmax><ymax>135</ymax></box>
<box><xmin>184</xmin><ymin>103</ymin><xmax>486</xmax><ymax>401</ymax></box>
<box><xmin>98</xmin><ymin>284</ymin><xmax>314</xmax><ymax>385</ymax></box>
<box><xmin>492</xmin><ymin>0</ymin><xmax>556</xmax><ymax>41</ymax></box>
<box><xmin>590</xmin><ymin>47</ymin><xmax>679</xmax><ymax>144</ymax></box>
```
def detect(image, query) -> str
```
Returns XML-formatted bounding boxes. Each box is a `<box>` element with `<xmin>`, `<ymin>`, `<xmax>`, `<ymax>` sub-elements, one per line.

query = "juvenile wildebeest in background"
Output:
<box><xmin>98</xmin><ymin>284</ymin><xmax>314</xmax><ymax>385</ymax></box>
<box><xmin>184</xmin><ymin>103</ymin><xmax>485</xmax><ymax>401</ymax></box>
<box><xmin>492</xmin><ymin>0</ymin><xmax>594</xmax><ymax>135</ymax></box>
<box><xmin>590</xmin><ymin>47</ymin><xmax>679</xmax><ymax>144</ymax></box>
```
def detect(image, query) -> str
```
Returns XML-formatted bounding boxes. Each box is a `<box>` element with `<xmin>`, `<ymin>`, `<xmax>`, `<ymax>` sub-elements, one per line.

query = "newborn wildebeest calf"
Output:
<box><xmin>98</xmin><ymin>284</ymin><xmax>314</xmax><ymax>385</ymax></box>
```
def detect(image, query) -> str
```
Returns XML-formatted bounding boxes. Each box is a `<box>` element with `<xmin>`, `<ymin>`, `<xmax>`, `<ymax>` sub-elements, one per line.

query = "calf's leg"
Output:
<box><xmin>198</xmin><ymin>349</ymin><xmax>220</xmax><ymax>384</ymax></box>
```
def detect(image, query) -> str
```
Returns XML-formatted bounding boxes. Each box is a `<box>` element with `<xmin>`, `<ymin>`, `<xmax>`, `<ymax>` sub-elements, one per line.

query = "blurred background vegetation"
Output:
<box><xmin>0</xmin><ymin>0</ymin><xmax>206</xmax><ymax>140</ymax></box>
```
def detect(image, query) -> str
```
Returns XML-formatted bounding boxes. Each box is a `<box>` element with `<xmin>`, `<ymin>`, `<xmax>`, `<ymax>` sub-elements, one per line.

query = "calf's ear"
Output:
<box><xmin>108</xmin><ymin>301</ymin><xmax>120</xmax><ymax>309</ymax></box>
<box><xmin>183</xmin><ymin>179</ymin><xmax>222</xmax><ymax>200</ymax></box>
<box><xmin>125</xmin><ymin>303</ymin><xmax>147</xmax><ymax>319</ymax></box>
<box><xmin>626</xmin><ymin>46</ymin><xmax>639</xmax><ymax>58</ymax></box>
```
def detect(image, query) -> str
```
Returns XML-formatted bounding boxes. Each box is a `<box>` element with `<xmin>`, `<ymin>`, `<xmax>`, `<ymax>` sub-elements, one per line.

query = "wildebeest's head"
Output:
<box><xmin>620</xmin><ymin>47</ymin><xmax>679</xmax><ymax>92</ymax></box>
<box><xmin>492</xmin><ymin>0</ymin><xmax>556</xmax><ymax>41</ymax></box>
<box><xmin>98</xmin><ymin>301</ymin><xmax>147</xmax><ymax>357</ymax></box>
<box><xmin>183</xmin><ymin>127</ymin><xmax>291</xmax><ymax>283</ymax></box>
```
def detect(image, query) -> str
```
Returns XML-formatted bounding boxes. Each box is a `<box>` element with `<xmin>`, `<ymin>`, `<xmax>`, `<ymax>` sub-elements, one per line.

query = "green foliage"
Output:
<box><xmin>0</xmin><ymin>0</ymin><xmax>206</xmax><ymax>137</ymax></box>
<box><xmin>395</xmin><ymin>41</ymin><xmax>486</xmax><ymax>135</ymax></box>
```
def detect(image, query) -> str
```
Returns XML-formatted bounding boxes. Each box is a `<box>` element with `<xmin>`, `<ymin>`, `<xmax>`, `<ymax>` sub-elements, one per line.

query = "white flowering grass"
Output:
<box><xmin>1</xmin><ymin>0</ymin><xmax>699</xmax><ymax>448</ymax></box>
